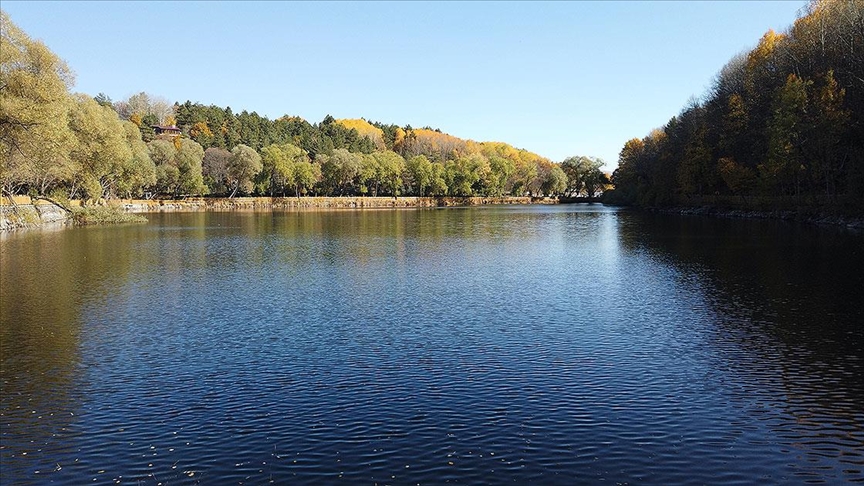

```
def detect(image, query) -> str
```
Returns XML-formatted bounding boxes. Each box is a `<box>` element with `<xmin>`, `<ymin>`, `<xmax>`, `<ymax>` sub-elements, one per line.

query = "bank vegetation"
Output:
<box><xmin>1</xmin><ymin>11</ymin><xmax>609</xmax><ymax>207</ymax></box>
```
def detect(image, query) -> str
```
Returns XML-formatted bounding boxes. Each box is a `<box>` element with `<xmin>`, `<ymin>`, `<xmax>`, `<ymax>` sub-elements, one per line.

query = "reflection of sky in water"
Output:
<box><xmin>1</xmin><ymin>206</ymin><xmax>861</xmax><ymax>484</ymax></box>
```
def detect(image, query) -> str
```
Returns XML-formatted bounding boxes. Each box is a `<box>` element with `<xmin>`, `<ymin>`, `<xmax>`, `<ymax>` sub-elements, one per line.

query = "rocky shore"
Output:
<box><xmin>0</xmin><ymin>197</ymin><xmax>73</xmax><ymax>232</ymax></box>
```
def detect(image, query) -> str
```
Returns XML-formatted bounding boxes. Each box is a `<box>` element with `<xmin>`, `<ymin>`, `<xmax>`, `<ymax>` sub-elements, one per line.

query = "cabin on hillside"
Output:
<box><xmin>152</xmin><ymin>125</ymin><xmax>181</xmax><ymax>137</ymax></box>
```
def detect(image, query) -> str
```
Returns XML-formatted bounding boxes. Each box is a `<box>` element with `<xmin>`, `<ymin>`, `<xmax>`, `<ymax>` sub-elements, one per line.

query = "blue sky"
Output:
<box><xmin>4</xmin><ymin>1</ymin><xmax>806</xmax><ymax>169</ymax></box>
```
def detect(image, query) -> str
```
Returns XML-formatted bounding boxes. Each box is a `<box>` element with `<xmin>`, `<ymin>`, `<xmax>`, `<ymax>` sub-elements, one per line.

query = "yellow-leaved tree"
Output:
<box><xmin>336</xmin><ymin>119</ymin><xmax>386</xmax><ymax>150</ymax></box>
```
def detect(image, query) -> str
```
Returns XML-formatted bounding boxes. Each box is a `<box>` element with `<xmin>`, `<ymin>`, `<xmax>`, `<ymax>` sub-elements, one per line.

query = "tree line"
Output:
<box><xmin>1</xmin><ymin>11</ymin><xmax>608</xmax><ymax>202</ymax></box>
<box><xmin>608</xmin><ymin>0</ymin><xmax>864</xmax><ymax>213</ymax></box>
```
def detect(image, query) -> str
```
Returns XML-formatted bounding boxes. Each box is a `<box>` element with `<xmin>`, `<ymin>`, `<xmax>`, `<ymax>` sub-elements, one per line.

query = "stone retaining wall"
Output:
<box><xmin>111</xmin><ymin>196</ymin><xmax>552</xmax><ymax>213</ymax></box>
<box><xmin>1</xmin><ymin>196</ymin><xmax>72</xmax><ymax>231</ymax></box>
<box><xmin>1</xmin><ymin>196</ymin><xmax>558</xmax><ymax>231</ymax></box>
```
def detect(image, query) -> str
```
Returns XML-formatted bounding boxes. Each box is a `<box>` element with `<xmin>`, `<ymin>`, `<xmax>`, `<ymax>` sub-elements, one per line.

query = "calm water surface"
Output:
<box><xmin>1</xmin><ymin>205</ymin><xmax>862</xmax><ymax>484</ymax></box>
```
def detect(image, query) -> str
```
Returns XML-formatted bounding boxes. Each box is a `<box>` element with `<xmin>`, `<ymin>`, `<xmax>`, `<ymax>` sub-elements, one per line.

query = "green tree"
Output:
<box><xmin>227</xmin><ymin>144</ymin><xmax>262</xmax><ymax>197</ymax></box>
<box><xmin>405</xmin><ymin>155</ymin><xmax>433</xmax><ymax>196</ymax></box>
<box><xmin>509</xmin><ymin>158</ymin><xmax>538</xmax><ymax>196</ymax></box>
<box><xmin>541</xmin><ymin>165</ymin><xmax>568</xmax><ymax>196</ymax></box>
<box><xmin>372</xmin><ymin>150</ymin><xmax>405</xmax><ymax>196</ymax></box>
<box><xmin>174</xmin><ymin>139</ymin><xmax>206</xmax><ymax>196</ymax></box>
<box><xmin>359</xmin><ymin>153</ymin><xmax>380</xmax><ymax>195</ymax></box>
<box><xmin>149</xmin><ymin>138</ymin><xmax>206</xmax><ymax>197</ymax></box>
<box><xmin>259</xmin><ymin>142</ymin><xmax>310</xmax><ymax>196</ymax></box>
<box><xmin>67</xmin><ymin>95</ymin><xmax>133</xmax><ymax>200</ymax></box>
<box><xmin>149</xmin><ymin>139</ymin><xmax>179</xmax><ymax>195</ymax></box>
<box><xmin>148</xmin><ymin>139</ymin><xmax>175</xmax><ymax>166</ymax></box>
<box><xmin>292</xmin><ymin>157</ymin><xmax>320</xmax><ymax>197</ymax></box>
<box><xmin>445</xmin><ymin>154</ymin><xmax>489</xmax><ymax>196</ymax></box>
<box><xmin>94</xmin><ymin>92</ymin><xmax>113</xmax><ymax>108</ymax></box>
<box><xmin>561</xmin><ymin>156</ymin><xmax>605</xmax><ymax>197</ymax></box>
<box><xmin>114</xmin><ymin>120</ymin><xmax>156</xmax><ymax>199</ymax></box>
<box><xmin>318</xmin><ymin>148</ymin><xmax>362</xmax><ymax>195</ymax></box>
<box><xmin>259</xmin><ymin>143</ymin><xmax>291</xmax><ymax>196</ymax></box>
<box><xmin>487</xmin><ymin>155</ymin><xmax>515</xmax><ymax>196</ymax></box>
<box><xmin>608</xmin><ymin>2</ymin><xmax>864</xmax><ymax>211</ymax></box>
<box><xmin>0</xmin><ymin>11</ymin><xmax>75</xmax><ymax>196</ymax></box>
<box><xmin>429</xmin><ymin>161</ymin><xmax>448</xmax><ymax>196</ymax></box>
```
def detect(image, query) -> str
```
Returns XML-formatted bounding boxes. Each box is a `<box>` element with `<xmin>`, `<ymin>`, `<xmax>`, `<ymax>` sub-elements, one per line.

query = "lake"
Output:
<box><xmin>1</xmin><ymin>205</ymin><xmax>862</xmax><ymax>484</ymax></box>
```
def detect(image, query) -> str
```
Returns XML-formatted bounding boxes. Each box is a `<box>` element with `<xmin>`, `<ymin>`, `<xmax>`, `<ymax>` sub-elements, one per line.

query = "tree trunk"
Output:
<box><xmin>33</xmin><ymin>195</ymin><xmax>73</xmax><ymax>213</ymax></box>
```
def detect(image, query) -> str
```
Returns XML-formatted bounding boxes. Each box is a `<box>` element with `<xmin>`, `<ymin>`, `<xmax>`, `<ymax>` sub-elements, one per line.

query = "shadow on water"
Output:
<box><xmin>0</xmin><ymin>224</ymin><xmax>155</xmax><ymax>480</ymax></box>
<box><xmin>617</xmin><ymin>211</ymin><xmax>864</xmax><ymax>474</ymax></box>
<box><xmin>617</xmin><ymin>211</ymin><xmax>863</xmax><ymax>375</ymax></box>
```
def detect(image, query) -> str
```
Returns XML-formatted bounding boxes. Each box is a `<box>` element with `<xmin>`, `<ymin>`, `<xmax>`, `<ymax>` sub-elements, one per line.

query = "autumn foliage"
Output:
<box><xmin>609</xmin><ymin>0</ymin><xmax>864</xmax><ymax>214</ymax></box>
<box><xmin>1</xmin><ymin>10</ymin><xmax>608</xmax><ymax>200</ymax></box>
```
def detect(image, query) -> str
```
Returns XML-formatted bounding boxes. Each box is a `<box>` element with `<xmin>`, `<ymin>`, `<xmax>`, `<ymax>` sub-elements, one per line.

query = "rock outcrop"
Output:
<box><xmin>1</xmin><ymin>196</ymin><xmax>71</xmax><ymax>232</ymax></box>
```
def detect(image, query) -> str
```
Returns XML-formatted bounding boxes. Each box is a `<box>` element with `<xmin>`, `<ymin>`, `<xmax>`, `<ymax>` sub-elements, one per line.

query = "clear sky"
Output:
<box><xmin>3</xmin><ymin>1</ymin><xmax>807</xmax><ymax>169</ymax></box>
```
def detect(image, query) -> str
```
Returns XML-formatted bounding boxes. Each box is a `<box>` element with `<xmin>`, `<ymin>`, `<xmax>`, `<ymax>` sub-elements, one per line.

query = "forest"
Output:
<box><xmin>0</xmin><ymin>11</ymin><xmax>606</xmax><ymax>202</ymax></box>
<box><xmin>608</xmin><ymin>0</ymin><xmax>864</xmax><ymax>215</ymax></box>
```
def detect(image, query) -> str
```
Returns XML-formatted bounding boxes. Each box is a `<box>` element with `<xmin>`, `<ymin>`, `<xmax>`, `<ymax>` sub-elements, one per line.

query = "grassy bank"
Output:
<box><xmin>1</xmin><ymin>197</ymin><xmax>148</xmax><ymax>232</ymax></box>
<box><xmin>70</xmin><ymin>205</ymin><xmax>148</xmax><ymax>226</ymax></box>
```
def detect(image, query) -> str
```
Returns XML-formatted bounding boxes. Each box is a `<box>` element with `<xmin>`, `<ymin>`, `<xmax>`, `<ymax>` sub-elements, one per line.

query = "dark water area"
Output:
<box><xmin>1</xmin><ymin>205</ymin><xmax>862</xmax><ymax>484</ymax></box>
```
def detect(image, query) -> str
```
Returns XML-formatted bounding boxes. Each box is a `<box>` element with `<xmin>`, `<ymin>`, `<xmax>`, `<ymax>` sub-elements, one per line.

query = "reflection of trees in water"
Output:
<box><xmin>0</xmin><ymin>224</ymin><xmax>151</xmax><ymax>477</ymax></box>
<box><xmin>617</xmin><ymin>212</ymin><xmax>863</xmax><ymax>359</ymax></box>
<box><xmin>616</xmin><ymin>212</ymin><xmax>864</xmax><ymax>469</ymax></box>
<box><xmin>5</xmin><ymin>208</ymin><xmax>859</xmax><ymax>480</ymax></box>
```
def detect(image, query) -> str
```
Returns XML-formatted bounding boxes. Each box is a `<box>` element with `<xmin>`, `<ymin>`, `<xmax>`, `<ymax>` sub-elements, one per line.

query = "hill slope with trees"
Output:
<box><xmin>1</xmin><ymin>11</ymin><xmax>607</xmax><ymax>202</ymax></box>
<box><xmin>608</xmin><ymin>0</ymin><xmax>864</xmax><ymax>216</ymax></box>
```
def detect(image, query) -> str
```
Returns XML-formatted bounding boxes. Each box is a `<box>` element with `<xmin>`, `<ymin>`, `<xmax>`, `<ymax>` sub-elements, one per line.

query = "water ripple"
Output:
<box><xmin>1</xmin><ymin>207</ymin><xmax>862</xmax><ymax>484</ymax></box>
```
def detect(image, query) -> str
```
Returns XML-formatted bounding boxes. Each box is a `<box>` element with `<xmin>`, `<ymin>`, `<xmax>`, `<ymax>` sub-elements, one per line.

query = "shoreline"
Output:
<box><xmin>644</xmin><ymin>205</ymin><xmax>864</xmax><ymax>230</ymax></box>
<box><xmin>7</xmin><ymin>196</ymin><xmax>862</xmax><ymax>233</ymax></box>
<box><xmin>0</xmin><ymin>195</ymin><xmax>558</xmax><ymax>232</ymax></box>
<box><xmin>116</xmin><ymin>195</ymin><xmax>556</xmax><ymax>213</ymax></box>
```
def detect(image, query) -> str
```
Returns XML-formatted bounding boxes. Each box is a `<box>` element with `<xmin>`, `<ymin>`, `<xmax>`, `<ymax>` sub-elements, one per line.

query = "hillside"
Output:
<box><xmin>1</xmin><ymin>10</ymin><xmax>608</xmax><ymax>201</ymax></box>
<box><xmin>608</xmin><ymin>0</ymin><xmax>864</xmax><ymax>216</ymax></box>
